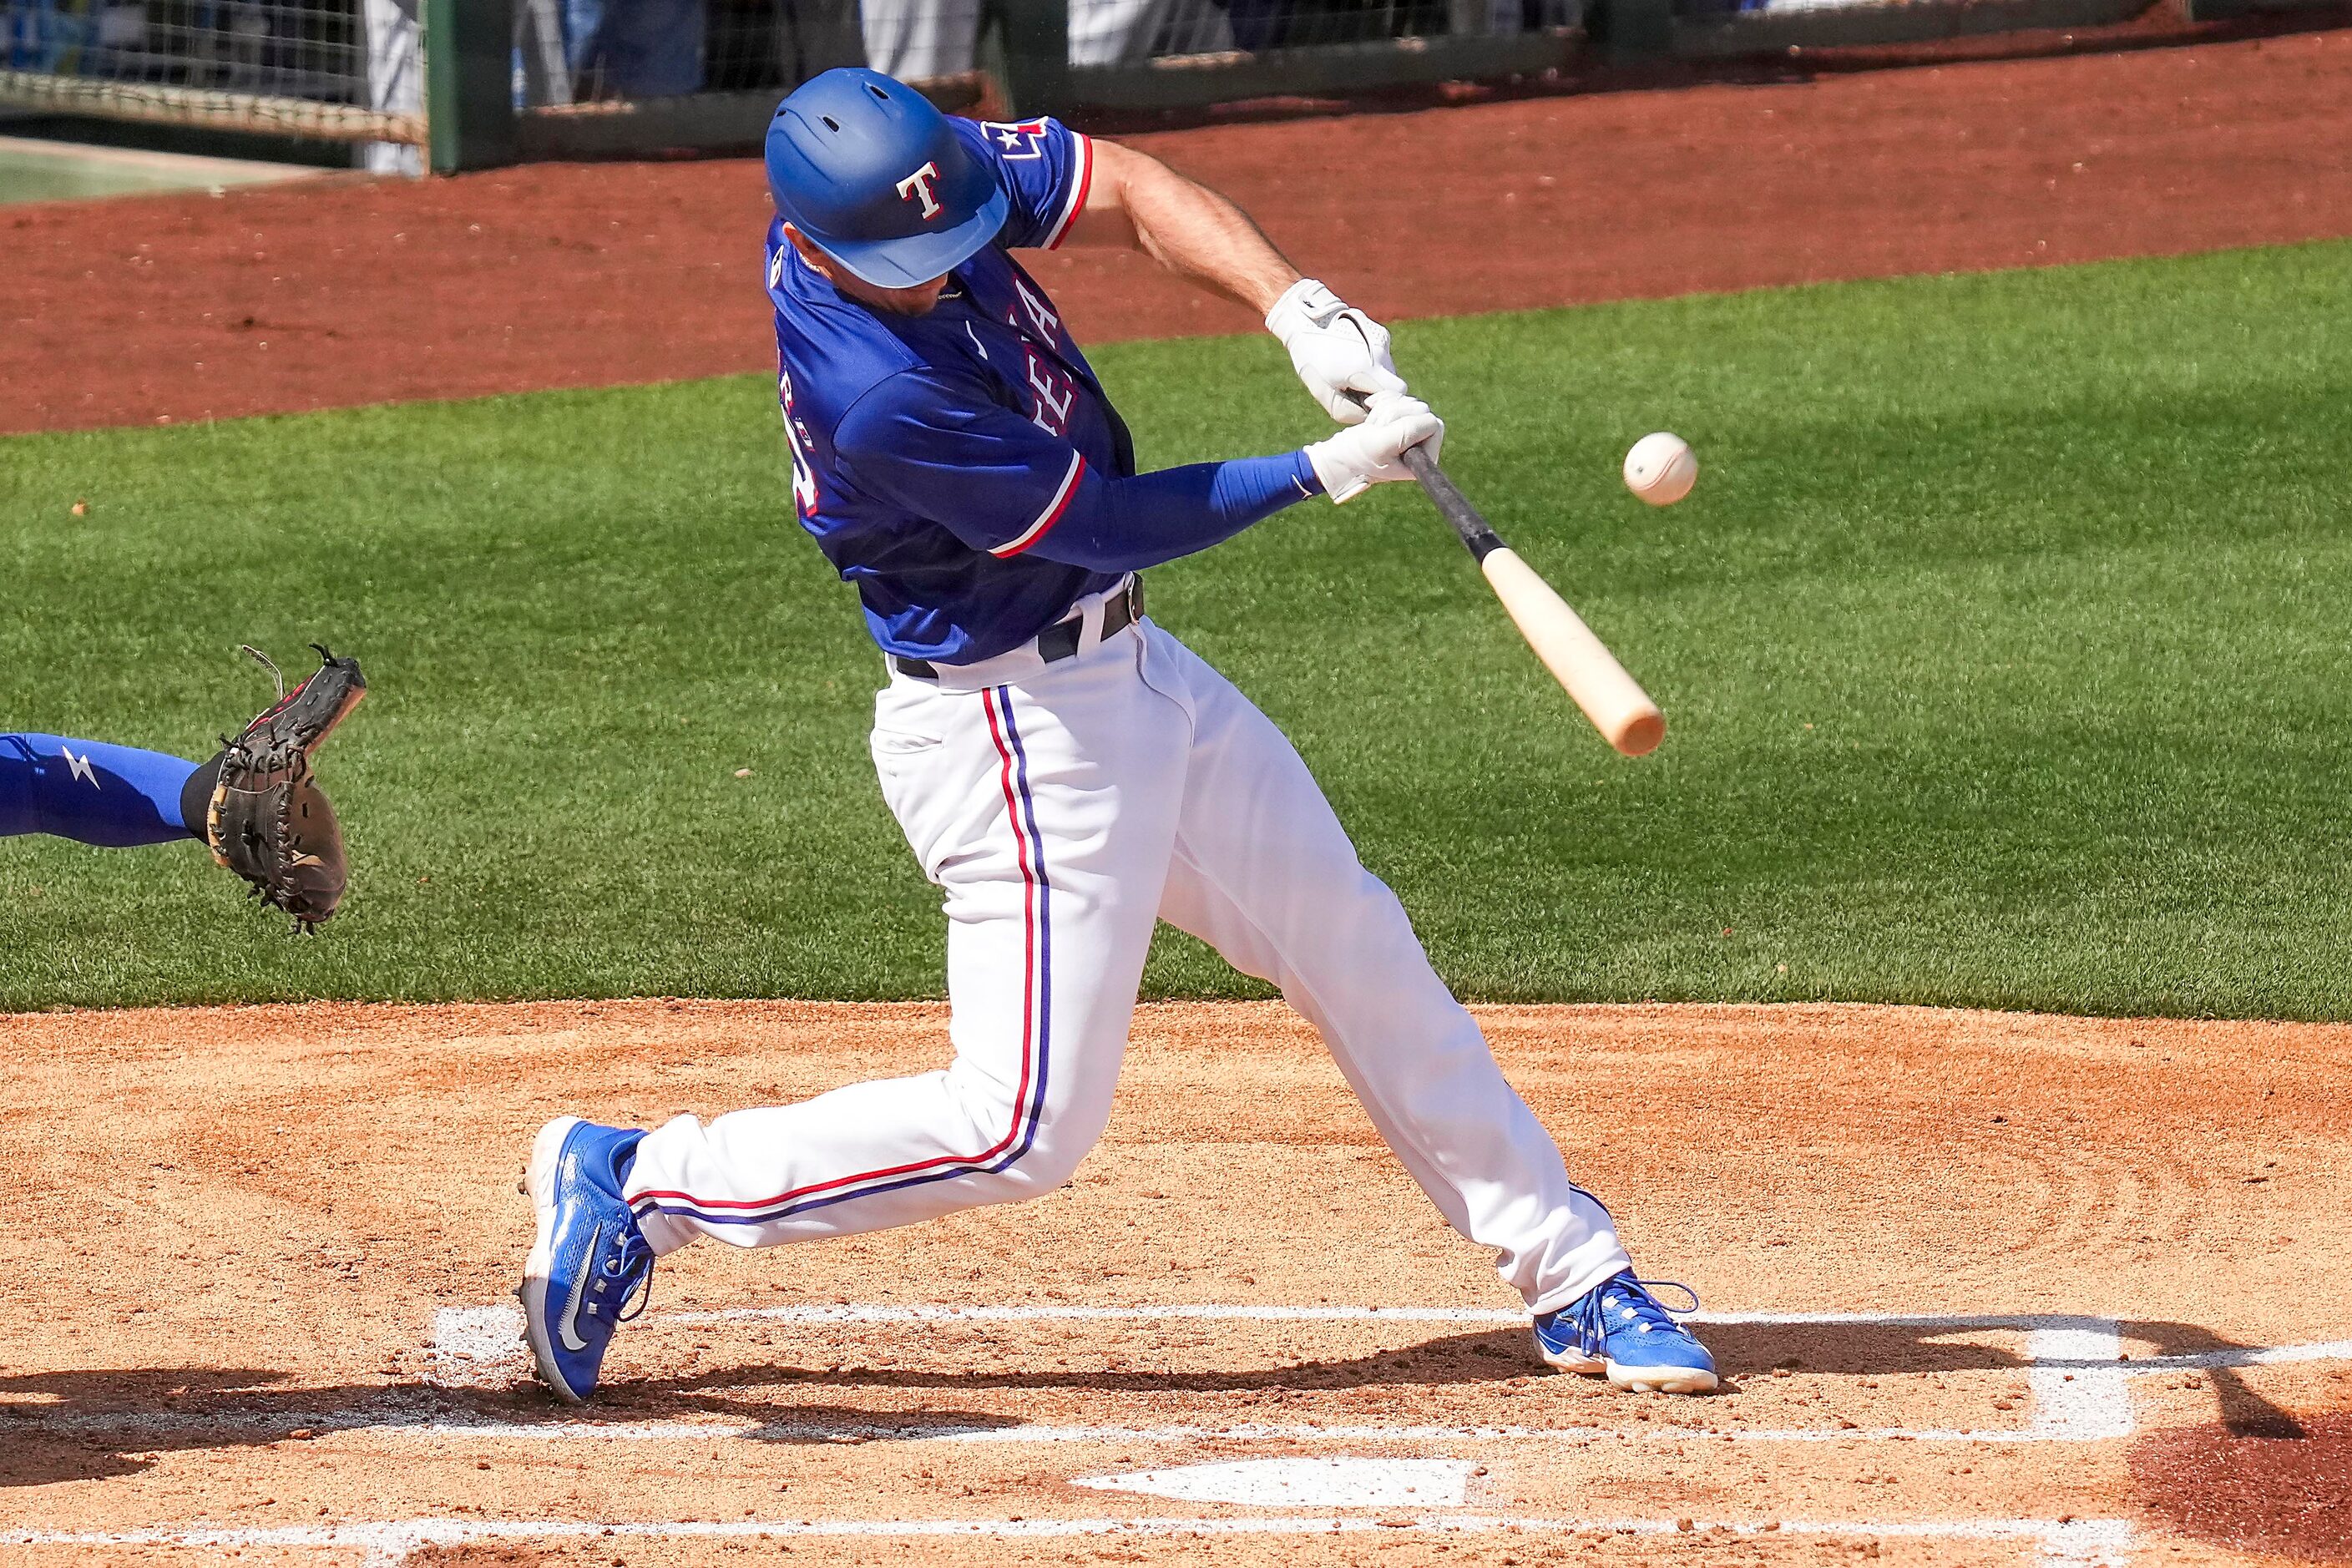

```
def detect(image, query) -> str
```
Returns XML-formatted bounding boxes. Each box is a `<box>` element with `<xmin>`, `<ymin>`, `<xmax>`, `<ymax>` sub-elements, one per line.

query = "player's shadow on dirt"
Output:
<box><xmin>0</xmin><ymin>1368</ymin><xmax>311</xmax><ymax>1485</ymax></box>
<box><xmin>1659</xmin><ymin>1318</ymin><xmax>2304</xmax><ymax>1438</ymax></box>
<box><xmin>628</xmin><ymin>1328</ymin><xmax>1550</xmax><ymax>1399</ymax></box>
<box><xmin>636</xmin><ymin>1323</ymin><xmax>2026</xmax><ymax>1399</ymax></box>
<box><xmin>1689</xmin><ymin>1323</ymin><xmax>2023</xmax><ymax>1379</ymax></box>
<box><xmin>2111</xmin><ymin>1320</ymin><xmax>2309</xmax><ymax>1440</ymax></box>
<box><xmin>638</xmin><ymin>1317</ymin><xmax>2310</xmax><ymax>1439</ymax></box>
<box><xmin>1692</xmin><ymin>1318</ymin><xmax>2306</xmax><ymax>1443</ymax></box>
<box><xmin>0</xmin><ymin>1365</ymin><xmax>1019</xmax><ymax>1483</ymax></box>
<box><xmin>3</xmin><ymin>1318</ymin><xmax>2307</xmax><ymax>1477</ymax></box>
<box><xmin>672</xmin><ymin>1323</ymin><xmax>2037</xmax><ymax>1397</ymax></box>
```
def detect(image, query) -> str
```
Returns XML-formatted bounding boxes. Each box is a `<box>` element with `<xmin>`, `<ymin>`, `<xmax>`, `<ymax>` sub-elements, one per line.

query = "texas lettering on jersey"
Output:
<box><xmin>1009</xmin><ymin>274</ymin><xmax>1060</xmax><ymax>341</ymax></box>
<box><xmin>1023</xmin><ymin>351</ymin><xmax>1075</xmax><ymax>436</ymax></box>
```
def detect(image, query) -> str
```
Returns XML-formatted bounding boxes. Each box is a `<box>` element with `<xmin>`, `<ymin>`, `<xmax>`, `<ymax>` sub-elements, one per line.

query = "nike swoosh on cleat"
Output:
<box><xmin>558</xmin><ymin>1222</ymin><xmax>599</xmax><ymax>1352</ymax></box>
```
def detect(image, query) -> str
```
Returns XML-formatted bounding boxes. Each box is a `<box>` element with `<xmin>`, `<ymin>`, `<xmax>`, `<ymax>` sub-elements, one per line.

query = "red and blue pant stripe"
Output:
<box><xmin>629</xmin><ymin>685</ymin><xmax>1051</xmax><ymax>1227</ymax></box>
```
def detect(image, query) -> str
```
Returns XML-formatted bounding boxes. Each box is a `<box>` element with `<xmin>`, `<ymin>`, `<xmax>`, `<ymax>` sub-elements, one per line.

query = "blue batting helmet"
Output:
<box><xmin>765</xmin><ymin>68</ymin><xmax>1008</xmax><ymax>289</ymax></box>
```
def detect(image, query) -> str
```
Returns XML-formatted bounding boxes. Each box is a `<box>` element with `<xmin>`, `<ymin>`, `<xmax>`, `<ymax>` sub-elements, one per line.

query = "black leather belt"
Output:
<box><xmin>893</xmin><ymin>579</ymin><xmax>1143</xmax><ymax>681</ymax></box>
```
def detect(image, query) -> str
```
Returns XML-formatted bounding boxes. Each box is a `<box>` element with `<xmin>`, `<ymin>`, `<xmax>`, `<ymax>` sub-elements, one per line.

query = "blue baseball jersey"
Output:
<box><xmin>767</xmin><ymin>117</ymin><xmax>1144</xmax><ymax>665</ymax></box>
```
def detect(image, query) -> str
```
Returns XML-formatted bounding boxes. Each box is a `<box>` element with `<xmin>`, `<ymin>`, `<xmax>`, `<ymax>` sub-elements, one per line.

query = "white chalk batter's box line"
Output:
<box><xmin>0</xmin><ymin>1513</ymin><xmax>2140</xmax><ymax>1568</ymax></box>
<box><xmin>13</xmin><ymin>1308</ymin><xmax>2332</xmax><ymax>1568</ymax></box>
<box><xmin>417</xmin><ymin>1302</ymin><xmax>2352</xmax><ymax>1447</ymax></box>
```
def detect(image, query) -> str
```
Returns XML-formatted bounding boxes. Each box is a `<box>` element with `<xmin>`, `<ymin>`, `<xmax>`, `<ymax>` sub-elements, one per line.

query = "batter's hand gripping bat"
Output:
<box><xmin>1395</xmin><ymin>441</ymin><xmax>1665</xmax><ymax>757</ymax></box>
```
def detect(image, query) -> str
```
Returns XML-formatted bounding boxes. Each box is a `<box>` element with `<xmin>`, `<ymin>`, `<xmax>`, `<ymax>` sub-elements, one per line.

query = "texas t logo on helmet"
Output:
<box><xmin>895</xmin><ymin>161</ymin><xmax>945</xmax><ymax>220</ymax></box>
<box><xmin>764</xmin><ymin>69</ymin><xmax>1009</xmax><ymax>288</ymax></box>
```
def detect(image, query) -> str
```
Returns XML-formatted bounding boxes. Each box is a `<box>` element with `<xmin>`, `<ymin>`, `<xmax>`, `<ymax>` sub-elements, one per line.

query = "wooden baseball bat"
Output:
<box><xmin>1399</xmin><ymin>443</ymin><xmax>1666</xmax><ymax>758</ymax></box>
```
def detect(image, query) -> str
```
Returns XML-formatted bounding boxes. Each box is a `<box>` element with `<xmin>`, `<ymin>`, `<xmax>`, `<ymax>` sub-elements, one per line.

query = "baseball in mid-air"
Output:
<box><xmin>1623</xmin><ymin>432</ymin><xmax>1697</xmax><ymax>506</ymax></box>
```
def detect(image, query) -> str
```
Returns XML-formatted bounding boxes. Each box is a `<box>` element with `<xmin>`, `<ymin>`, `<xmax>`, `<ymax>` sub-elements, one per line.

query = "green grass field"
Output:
<box><xmin>3</xmin><ymin>242</ymin><xmax>2348</xmax><ymax>1015</ymax></box>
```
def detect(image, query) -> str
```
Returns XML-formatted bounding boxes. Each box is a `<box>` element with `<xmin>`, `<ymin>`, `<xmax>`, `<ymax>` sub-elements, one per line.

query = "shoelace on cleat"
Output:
<box><xmin>607</xmin><ymin>1233</ymin><xmax>655</xmax><ymax>1324</ymax></box>
<box><xmin>1571</xmin><ymin>1273</ymin><xmax>1701</xmax><ymax>1349</ymax></box>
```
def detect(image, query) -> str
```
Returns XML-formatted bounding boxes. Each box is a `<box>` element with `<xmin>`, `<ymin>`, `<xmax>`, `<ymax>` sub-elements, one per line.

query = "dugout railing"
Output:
<box><xmin>0</xmin><ymin>0</ymin><xmax>2329</xmax><ymax>175</ymax></box>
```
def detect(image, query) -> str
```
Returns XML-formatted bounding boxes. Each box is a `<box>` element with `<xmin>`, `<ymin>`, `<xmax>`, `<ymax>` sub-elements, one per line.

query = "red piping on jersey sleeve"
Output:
<box><xmin>1041</xmin><ymin>134</ymin><xmax>1094</xmax><ymax>251</ymax></box>
<box><xmin>991</xmin><ymin>450</ymin><xmax>1087</xmax><ymax>558</ymax></box>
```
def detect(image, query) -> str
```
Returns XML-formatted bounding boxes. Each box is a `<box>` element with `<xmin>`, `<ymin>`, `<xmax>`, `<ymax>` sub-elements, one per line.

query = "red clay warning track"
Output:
<box><xmin>5</xmin><ymin>26</ymin><xmax>2352</xmax><ymax>435</ymax></box>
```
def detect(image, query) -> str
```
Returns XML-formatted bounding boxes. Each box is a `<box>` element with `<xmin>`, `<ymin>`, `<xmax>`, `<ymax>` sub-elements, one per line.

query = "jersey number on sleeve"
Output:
<box><xmin>777</xmin><ymin>369</ymin><xmax>820</xmax><ymax>516</ymax></box>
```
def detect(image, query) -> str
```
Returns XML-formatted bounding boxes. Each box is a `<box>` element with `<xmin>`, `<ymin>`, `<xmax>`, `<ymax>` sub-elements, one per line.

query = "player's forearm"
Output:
<box><xmin>1085</xmin><ymin>141</ymin><xmax>1300</xmax><ymax>315</ymax></box>
<box><xmin>1024</xmin><ymin>452</ymin><xmax>1323</xmax><ymax>573</ymax></box>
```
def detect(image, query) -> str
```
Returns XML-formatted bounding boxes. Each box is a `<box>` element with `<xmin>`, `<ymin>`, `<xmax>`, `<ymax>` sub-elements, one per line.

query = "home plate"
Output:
<box><xmin>1074</xmin><ymin>1458</ymin><xmax>1474</xmax><ymax>1508</ymax></box>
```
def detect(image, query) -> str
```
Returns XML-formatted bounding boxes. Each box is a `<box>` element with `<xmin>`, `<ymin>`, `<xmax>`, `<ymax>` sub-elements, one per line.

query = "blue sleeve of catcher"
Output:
<box><xmin>0</xmin><ymin>732</ymin><xmax>200</xmax><ymax>846</ymax></box>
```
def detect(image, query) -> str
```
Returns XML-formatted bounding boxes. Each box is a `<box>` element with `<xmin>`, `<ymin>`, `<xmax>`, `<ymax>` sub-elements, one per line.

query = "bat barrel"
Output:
<box><xmin>1396</xmin><ymin>439</ymin><xmax>1663</xmax><ymax>758</ymax></box>
<box><xmin>1479</xmin><ymin>549</ymin><xmax>1666</xmax><ymax>756</ymax></box>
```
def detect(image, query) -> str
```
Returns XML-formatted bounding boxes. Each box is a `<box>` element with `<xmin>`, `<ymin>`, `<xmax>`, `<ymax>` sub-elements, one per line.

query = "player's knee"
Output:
<box><xmin>990</xmin><ymin>1105</ymin><xmax>1101</xmax><ymax>1197</ymax></box>
<box><xmin>1010</xmin><ymin>1117</ymin><xmax>1099</xmax><ymax>1195</ymax></box>
<box><xmin>940</xmin><ymin>1067</ymin><xmax>1105</xmax><ymax>1199</ymax></box>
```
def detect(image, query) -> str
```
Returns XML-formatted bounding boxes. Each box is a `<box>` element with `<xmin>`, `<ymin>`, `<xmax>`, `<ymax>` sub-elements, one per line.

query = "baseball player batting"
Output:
<box><xmin>521</xmin><ymin>68</ymin><xmax>1714</xmax><ymax>1401</ymax></box>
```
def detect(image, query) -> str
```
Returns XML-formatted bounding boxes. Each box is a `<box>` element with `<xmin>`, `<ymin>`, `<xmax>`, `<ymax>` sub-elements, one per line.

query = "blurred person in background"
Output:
<box><xmin>362</xmin><ymin>0</ymin><xmax>1571</xmax><ymax>175</ymax></box>
<box><xmin>862</xmin><ymin>0</ymin><xmax>1231</xmax><ymax>79</ymax></box>
<box><xmin>362</xmin><ymin>0</ymin><xmax>569</xmax><ymax>175</ymax></box>
<box><xmin>361</xmin><ymin>0</ymin><xmax>422</xmax><ymax>175</ymax></box>
<box><xmin>564</xmin><ymin>0</ymin><xmax>704</xmax><ymax>95</ymax></box>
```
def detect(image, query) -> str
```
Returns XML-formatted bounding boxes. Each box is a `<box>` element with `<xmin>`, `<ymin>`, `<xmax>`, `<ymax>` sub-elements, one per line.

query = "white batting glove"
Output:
<box><xmin>1266</xmin><ymin>277</ymin><xmax>1406</xmax><ymax>426</ymax></box>
<box><xmin>1304</xmin><ymin>392</ymin><xmax>1444</xmax><ymax>503</ymax></box>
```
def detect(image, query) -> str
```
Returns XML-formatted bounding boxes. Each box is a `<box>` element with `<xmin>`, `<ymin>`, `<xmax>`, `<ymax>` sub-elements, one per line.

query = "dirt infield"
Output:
<box><xmin>3</xmin><ymin>27</ymin><xmax>2350</xmax><ymax>436</ymax></box>
<box><xmin>3</xmin><ymin>999</ymin><xmax>2346</xmax><ymax>1565</ymax></box>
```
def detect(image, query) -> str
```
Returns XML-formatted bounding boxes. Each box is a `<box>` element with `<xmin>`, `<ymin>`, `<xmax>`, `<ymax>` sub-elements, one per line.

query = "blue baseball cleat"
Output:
<box><xmin>1535</xmin><ymin>1271</ymin><xmax>1718</xmax><ymax>1393</ymax></box>
<box><xmin>519</xmin><ymin>1115</ymin><xmax>653</xmax><ymax>1404</ymax></box>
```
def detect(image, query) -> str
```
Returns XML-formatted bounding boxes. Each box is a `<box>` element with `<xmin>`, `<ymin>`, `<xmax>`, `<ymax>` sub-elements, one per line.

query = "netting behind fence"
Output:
<box><xmin>0</xmin><ymin>0</ymin><xmax>421</xmax><ymax>141</ymax></box>
<box><xmin>508</xmin><ymin>0</ymin><xmax>875</xmax><ymax>104</ymax></box>
<box><xmin>1080</xmin><ymin>0</ymin><xmax>1577</xmax><ymax>58</ymax></box>
<box><xmin>506</xmin><ymin>0</ymin><xmax>1576</xmax><ymax>95</ymax></box>
<box><xmin>498</xmin><ymin>0</ymin><xmax>1580</xmax><ymax>154</ymax></box>
<box><xmin>2</xmin><ymin>0</ymin><xmax>2244</xmax><ymax>169</ymax></box>
<box><xmin>0</xmin><ymin>0</ymin><xmax>1584</xmax><ymax>164</ymax></box>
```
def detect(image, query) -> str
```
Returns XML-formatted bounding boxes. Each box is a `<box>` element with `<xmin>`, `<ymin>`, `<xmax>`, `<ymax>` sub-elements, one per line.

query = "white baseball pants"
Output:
<box><xmin>625</xmin><ymin>591</ymin><xmax>1628</xmax><ymax>1313</ymax></box>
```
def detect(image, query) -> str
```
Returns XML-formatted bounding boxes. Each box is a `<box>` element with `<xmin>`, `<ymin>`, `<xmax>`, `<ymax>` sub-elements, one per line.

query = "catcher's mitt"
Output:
<box><xmin>205</xmin><ymin>644</ymin><xmax>367</xmax><ymax>933</ymax></box>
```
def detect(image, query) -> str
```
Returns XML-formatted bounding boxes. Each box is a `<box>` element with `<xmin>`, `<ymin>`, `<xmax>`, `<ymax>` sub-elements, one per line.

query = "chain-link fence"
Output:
<box><xmin>0</xmin><ymin>0</ymin><xmax>1585</xmax><ymax>168</ymax></box>
<box><xmin>500</xmin><ymin>0</ymin><xmax>1571</xmax><ymax>102</ymax></box>
<box><xmin>487</xmin><ymin>0</ymin><xmax>1584</xmax><ymax>156</ymax></box>
<box><xmin>0</xmin><ymin>0</ymin><xmax>421</xmax><ymax>142</ymax></box>
<box><xmin>1661</xmin><ymin>0</ymin><xmax>2157</xmax><ymax>57</ymax></box>
<box><xmin>3</xmin><ymin>0</ymin><xmax>2317</xmax><ymax>172</ymax></box>
<box><xmin>503</xmin><ymin>0</ymin><xmax>895</xmax><ymax>111</ymax></box>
